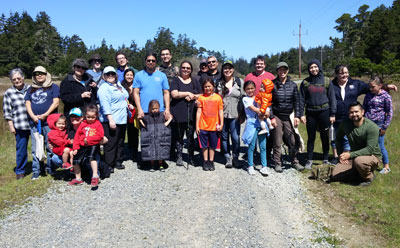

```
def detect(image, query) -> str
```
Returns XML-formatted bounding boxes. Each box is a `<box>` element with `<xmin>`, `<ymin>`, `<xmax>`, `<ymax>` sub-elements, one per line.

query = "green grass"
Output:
<box><xmin>301</xmin><ymin>79</ymin><xmax>400</xmax><ymax>247</ymax></box>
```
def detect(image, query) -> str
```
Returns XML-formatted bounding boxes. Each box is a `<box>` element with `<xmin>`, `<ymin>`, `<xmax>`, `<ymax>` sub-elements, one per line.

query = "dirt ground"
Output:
<box><xmin>304</xmin><ymin>177</ymin><xmax>386</xmax><ymax>248</ymax></box>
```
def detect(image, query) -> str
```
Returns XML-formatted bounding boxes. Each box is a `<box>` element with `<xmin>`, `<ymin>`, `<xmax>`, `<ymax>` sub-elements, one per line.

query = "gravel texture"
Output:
<box><xmin>0</xmin><ymin>153</ymin><xmax>336</xmax><ymax>248</ymax></box>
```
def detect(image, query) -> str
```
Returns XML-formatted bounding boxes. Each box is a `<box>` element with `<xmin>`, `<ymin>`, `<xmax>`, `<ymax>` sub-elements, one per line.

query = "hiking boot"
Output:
<box><xmin>203</xmin><ymin>160</ymin><xmax>209</xmax><ymax>171</ymax></box>
<box><xmin>91</xmin><ymin>177</ymin><xmax>99</xmax><ymax>187</ymax></box>
<box><xmin>260</xmin><ymin>166</ymin><xmax>269</xmax><ymax>176</ymax></box>
<box><xmin>225</xmin><ymin>156</ymin><xmax>233</xmax><ymax>168</ymax></box>
<box><xmin>305</xmin><ymin>160</ymin><xmax>313</xmax><ymax>170</ymax></box>
<box><xmin>274</xmin><ymin>165</ymin><xmax>283</xmax><ymax>173</ymax></box>
<box><xmin>68</xmin><ymin>178</ymin><xmax>83</xmax><ymax>186</ymax></box>
<box><xmin>293</xmin><ymin>163</ymin><xmax>305</xmax><ymax>171</ymax></box>
<box><xmin>209</xmin><ymin>161</ymin><xmax>215</xmax><ymax>171</ymax></box>
<box><xmin>247</xmin><ymin>166</ymin><xmax>256</xmax><ymax>175</ymax></box>
<box><xmin>176</xmin><ymin>156</ymin><xmax>184</xmax><ymax>166</ymax></box>
<box><xmin>232</xmin><ymin>155</ymin><xmax>239</xmax><ymax>168</ymax></box>
<box><xmin>115</xmin><ymin>162</ymin><xmax>125</xmax><ymax>170</ymax></box>
<box><xmin>330</xmin><ymin>157</ymin><xmax>339</xmax><ymax>165</ymax></box>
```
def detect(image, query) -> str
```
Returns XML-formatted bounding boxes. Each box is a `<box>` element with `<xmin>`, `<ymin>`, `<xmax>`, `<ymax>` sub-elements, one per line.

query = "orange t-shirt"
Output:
<box><xmin>197</xmin><ymin>93</ymin><xmax>223</xmax><ymax>131</ymax></box>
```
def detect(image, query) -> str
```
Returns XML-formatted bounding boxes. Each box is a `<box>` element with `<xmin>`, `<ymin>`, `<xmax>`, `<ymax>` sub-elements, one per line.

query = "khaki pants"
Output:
<box><xmin>331</xmin><ymin>155</ymin><xmax>380</xmax><ymax>182</ymax></box>
<box><xmin>272</xmin><ymin>116</ymin><xmax>299</xmax><ymax>166</ymax></box>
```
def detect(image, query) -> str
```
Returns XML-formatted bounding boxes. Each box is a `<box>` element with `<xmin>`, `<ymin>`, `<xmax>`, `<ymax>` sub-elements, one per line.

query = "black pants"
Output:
<box><xmin>102</xmin><ymin>123</ymin><xmax>127</xmax><ymax>168</ymax></box>
<box><xmin>306</xmin><ymin>109</ymin><xmax>330</xmax><ymax>161</ymax></box>
<box><xmin>127</xmin><ymin>123</ymin><xmax>139</xmax><ymax>159</ymax></box>
<box><xmin>171</xmin><ymin>122</ymin><xmax>195</xmax><ymax>158</ymax></box>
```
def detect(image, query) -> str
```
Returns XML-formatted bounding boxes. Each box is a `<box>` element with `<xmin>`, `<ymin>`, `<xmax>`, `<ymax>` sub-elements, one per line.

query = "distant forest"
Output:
<box><xmin>0</xmin><ymin>0</ymin><xmax>399</xmax><ymax>78</ymax></box>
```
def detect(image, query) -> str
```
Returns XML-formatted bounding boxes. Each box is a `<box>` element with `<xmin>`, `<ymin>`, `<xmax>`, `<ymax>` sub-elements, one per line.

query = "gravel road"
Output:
<box><xmin>0</xmin><ymin>153</ymin><xmax>335</xmax><ymax>248</ymax></box>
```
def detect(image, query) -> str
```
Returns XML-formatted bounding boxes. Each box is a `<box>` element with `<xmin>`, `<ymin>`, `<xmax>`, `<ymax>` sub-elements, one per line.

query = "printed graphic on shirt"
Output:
<box><xmin>31</xmin><ymin>88</ymin><xmax>48</xmax><ymax>105</ymax></box>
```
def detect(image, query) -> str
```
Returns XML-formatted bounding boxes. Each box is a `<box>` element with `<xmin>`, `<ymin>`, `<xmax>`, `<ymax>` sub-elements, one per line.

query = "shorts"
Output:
<box><xmin>198</xmin><ymin>130</ymin><xmax>219</xmax><ymax>149</ymax></box>
<box><xmin>73</xmin><ymin>145</ymin><xmax>99</xmax><ymax>165</ymax></box>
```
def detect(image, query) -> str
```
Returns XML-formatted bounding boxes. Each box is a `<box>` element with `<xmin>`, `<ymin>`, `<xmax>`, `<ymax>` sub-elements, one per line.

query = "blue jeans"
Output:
<box><xmin>221</xmin><ymin>118</ymin><xmax>240</xmax><ymax>158</ymax></box>
<box><xmin>247</xmin><ymin>129</ymin><xmax>267</xmax><ymax>167</ymax></box>
<box><xmin>30</xmin><ymin>122</ymin><xmax>51</xmax><ymax>175</ymax></box>
<box><xmin>15</xmin><ymin>129</ymin><xmax>30</xmax><ymax>175</ymax></box>
<box><xmin>331</xmin><ymin>121</ymin><xmax>350</xmax><ymax>151</ymax></box>
<box><xmin>375</xmin><ymin>122</ymin><xmax>389</xmax><ymax>164</ymax></box>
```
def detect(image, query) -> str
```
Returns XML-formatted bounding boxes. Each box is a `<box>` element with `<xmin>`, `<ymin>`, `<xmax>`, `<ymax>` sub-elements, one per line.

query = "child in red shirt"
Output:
<box><xmin>196</xmin><ymin>79</ymin><xmax>224</xmax><ymax>171</ymax></box>
<box><xmin>47</xmin><ymin>113</ymin><xmax>73</xmax><ymax>170</ymax></box>
<box><xmin>69</xmin><ymin>105</ymin><xmax>104</xmax><ymax>188</ymax></box>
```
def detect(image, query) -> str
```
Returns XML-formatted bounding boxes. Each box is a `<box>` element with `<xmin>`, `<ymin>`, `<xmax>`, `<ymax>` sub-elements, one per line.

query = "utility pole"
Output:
<box><xmin>293</xmin><ymin>21</ymin><xmax>307</xmax><ymax>79</ymax></box>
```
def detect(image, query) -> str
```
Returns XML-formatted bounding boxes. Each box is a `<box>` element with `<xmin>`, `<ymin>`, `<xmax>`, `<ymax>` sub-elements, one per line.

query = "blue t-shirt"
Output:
<box><xmin>24</xmin><ymin>84</ymin><xmax>60</xmax><ymax>116</ymax></box>
<box><xmin>86</xmin><ymin>69</ymin><xmax>102</xmax><ymax>83</ymax></box>
<box><xmin>97</xmin><ymin>81</ymin><xmax>129</xmax><ymax>124</ymax></box>
<box><xmin>133</xmin><ymin>70</ymin><xmax>169</xmax><ymax>113</ymax></box>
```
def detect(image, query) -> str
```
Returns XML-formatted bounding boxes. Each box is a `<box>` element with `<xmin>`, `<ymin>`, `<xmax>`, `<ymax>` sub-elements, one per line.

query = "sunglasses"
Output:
<box><xmin>207</xmin><ymin>60</ymin><xmax>217</xmax><ymax>64</ymax></box>
<box><xmin>105</xmin><ymin>72</ymin><xmax>116</xmax><ymax>76</ymax></box>
<box><xmin>74</xmin><ymin>65</ymin><xmax>86</xmax><ymax>70</ymax></box>
<box><xmin>93</xmin><ymin>60</ymin><xmax>102</xmax><ymax>63</ymax></box>
<box><xmin>146</xmin><ymin>59</ymin><xmax>156</xmax><ymax>63</ymax></box>
<box><xmin>34</xmin><ymin>72</ymin><xmax>47</xmax><ymax>76</ymax></box>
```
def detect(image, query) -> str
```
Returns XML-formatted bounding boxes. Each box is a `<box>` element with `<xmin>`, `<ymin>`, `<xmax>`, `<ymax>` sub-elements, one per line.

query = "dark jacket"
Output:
<box><xmin>60</xmin><ymin>73</ymin><xmax>96</xmax><ymax>116</ymax></box>
<box><xmin>271</xmin><ymin>76</ymin><xmax>301</xmax><ymax>120</ymax></box>
<box><xmin>199</xmin><ymin>70</ymin><xmax>221</xmax><ymax>86</ymax></box>
<box><xmin>332</xmin><ymin>77</ymin><xmax>369</xmax><ymax>122</ymax></box>
<box><xmin>140</xmin><ymin>113</ymin><xmax>171</xmax><ymax>161</ymax></box>
<box><xmin>299</xmin><ymin>59</ymin><xmax>336</xmax><ymax>116</ymax></box>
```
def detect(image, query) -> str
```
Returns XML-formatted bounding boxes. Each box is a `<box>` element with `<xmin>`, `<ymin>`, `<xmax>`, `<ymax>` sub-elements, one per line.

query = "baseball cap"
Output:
<box><xmin>69</xmin><ymin>107</ymin><xmax>82</xmax><ymax>117</ymax></box>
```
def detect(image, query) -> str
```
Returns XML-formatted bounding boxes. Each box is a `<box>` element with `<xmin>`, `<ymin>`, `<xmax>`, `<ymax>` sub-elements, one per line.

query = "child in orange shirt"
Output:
<box><xmin>196</xmin><ymin>79</ymin><xmax>224</xmax><ymax>171</ymax></box>
<box><xmin>254</xmin><ymin>78</ymin><xmax>274</xmax><ymax>134</ymax></box>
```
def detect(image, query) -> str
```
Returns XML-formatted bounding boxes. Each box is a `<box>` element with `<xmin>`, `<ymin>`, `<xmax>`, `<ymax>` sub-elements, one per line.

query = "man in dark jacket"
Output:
<box><xmin>270</xmin><ymin>62</ymin><xmax>304</xmax><ymax>172</ymax></box>
<box><xmin>199</xmin><ymin>56</ymin><xmax>221</xmax><ymax>86</ymax></box>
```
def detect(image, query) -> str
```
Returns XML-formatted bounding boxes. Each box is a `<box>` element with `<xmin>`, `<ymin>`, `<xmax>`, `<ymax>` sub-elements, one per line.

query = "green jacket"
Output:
<box><xmin>336</xmin><ymin>118</ymin><xmax>381</xmax><ymax>159</ymax></box>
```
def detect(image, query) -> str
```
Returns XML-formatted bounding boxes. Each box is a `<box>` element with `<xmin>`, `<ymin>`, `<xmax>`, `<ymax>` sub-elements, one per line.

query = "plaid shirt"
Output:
<box><xmin>2</xmin><ymin>84</ymin><xmax>30</xmax><ymax>130</ymax></box>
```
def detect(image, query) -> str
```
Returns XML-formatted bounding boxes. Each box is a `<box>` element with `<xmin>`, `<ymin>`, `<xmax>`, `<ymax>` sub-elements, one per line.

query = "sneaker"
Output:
<box><xmin>260</xmin><ymin>167</ymin><xmax>269</xmax><ymax>176</ymax></box>
<box><xmin>68</xmin><ymin>178</ymin><xmax>83</xmax><ymax>186</ymax></box>
<box><xmin>293</xmin><ymin>163</ymin><xmax>305</xmax><ymax>171</ymax></box>
<box><xmin>305</xmin><ymin>160</ymin><xmax>313</xmax><ymax>170</ymax></box>
<box><xmin>203</xmin><ymin>160</ymin><xmax>209</xmax><ymax>171</ymax></box>
<box><xmin>330</xmin><ymin>157</ymin><xmax>339</xmax><ymax>165</ymax></box>
<box><xmin>274</xmin><ymin>164</ymin><xmax>283</xmax><ymax>173</ymax></box>
<box><xmin>188</xmin><ymin>156</ymin><xmax>196</xmax><ymax>166</ymax></box>
<box><xmin>176</xmin><ymin>156</ymin><xmax>184</xmax><ymax>166</ymax></box>
<box><xmin>359</xmin><ymin>180</ymin><xmax>372</xmax><ymax>187</ymax></box>
<box><xmin>247</xmin><ymin>166</ymin><xmax>256</xmax><ymax>175</ymax></box>
<box><xmin>159</xmin><ymin>165</ymin><xmax>165</xmax><ymax>172</ymax></box>
<box><xmin>209</xmin><ymin>161</ymin><xmax>215</xmax><ymax>171</ymax></box>
<box><xmin>149</xmin><ymin>166</ymin><xmax>155</xmax><ymax>172</ymax></box>
<box><xmin>91</xmin><ymin>177</ymin><xmax>99</xmax><ymax>187</ymax></box>
<box><xmin>323</xmin><ymin>160</ymin><xmax>330</xmax><ymax>164</ymax></box>
<box><xmin>62</xmin><ymin>163</ymin><xmax>72</xmax><ymax>170</ymax></box>
<box><xmin>16</xmin><ymin>174</ymin><xmax>25</xmax><ymax>180</ymax></box>
<box><xmin>379</xmin><ymin>168</ymin><xmax>391</xmax><ymax>174</ymax></box>
<box><xmin>225</xmin><ymin>156</ymin><xmax>233</xmax><ymax>168</ymax></box>
<box><xmin>31</xmin><ymin>173</ymin><xmax>40</xmax><ymax>180</ymax></box>
<box><xmin>232</xmin><ymin>155</ymin><xmax>239</xmax><ymax>168</ymax></box>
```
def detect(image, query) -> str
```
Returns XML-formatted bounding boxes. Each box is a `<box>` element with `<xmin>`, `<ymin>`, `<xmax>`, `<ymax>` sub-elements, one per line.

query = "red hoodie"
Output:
<box><xmin>73</xmin><ymin>119</ymin><xmax>104</xmax><ymax>151</ymax></box>
<box><xmin>47</xmin><ymin>113</ymin><xmax>70</xmax><ymax>156</ymax></box>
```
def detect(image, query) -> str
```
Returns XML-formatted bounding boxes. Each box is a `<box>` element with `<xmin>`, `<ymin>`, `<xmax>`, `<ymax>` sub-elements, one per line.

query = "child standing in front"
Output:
<box><xmin>47</xmin><ymin>113</ymin><xmax>73</xmax><ymax>170</ymax></box>
<box><xmin>242</xmin><ymin>80</ymin><xmax>269</xmax><ymax>176</ymax></box>
<box><xmin>363</xmin><ymin>76</ymin><xmax>393</xmax><ymax>174</ymax></box>
<box><xmin>69</xmin><ymin>105</ymin><xmax>104</xmax><ymax>188</ymax></box>
<box><xmin>140</xmin><ymin>100</ymin><xmax>173</xmax><ymax>172</ymax></box>
<box><xmin>196</xmin><ymin>79</ymin><xmax>224</xmax><ymax>171</ymax></box>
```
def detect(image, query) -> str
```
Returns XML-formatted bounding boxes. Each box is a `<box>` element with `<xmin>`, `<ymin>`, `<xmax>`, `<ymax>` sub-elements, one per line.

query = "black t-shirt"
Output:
<box><xmin>170</xmin><ymin>77</ymin><xmax>202</xmax><ymax>122</ymax></box>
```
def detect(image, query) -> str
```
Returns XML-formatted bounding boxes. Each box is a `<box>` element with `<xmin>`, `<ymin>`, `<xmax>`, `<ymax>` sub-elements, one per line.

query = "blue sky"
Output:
<box><xmin>2</xmin><ymin>0</ymin><xmax>394</xmax><ymax>61</ymax></box>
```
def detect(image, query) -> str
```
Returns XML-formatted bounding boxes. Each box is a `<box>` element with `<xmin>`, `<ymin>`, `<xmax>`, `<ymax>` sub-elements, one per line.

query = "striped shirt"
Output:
<box><xmin>2</xmin><ymin>84</ymin><xmax>30</xmax><ymax>130</ymax></box>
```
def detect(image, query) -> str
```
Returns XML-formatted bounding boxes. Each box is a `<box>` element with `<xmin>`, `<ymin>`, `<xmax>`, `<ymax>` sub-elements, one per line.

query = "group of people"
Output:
<box><xmin>3</xmin><ymin>48</ymin><xmax>395</xmax><ymax>187</ymax></box>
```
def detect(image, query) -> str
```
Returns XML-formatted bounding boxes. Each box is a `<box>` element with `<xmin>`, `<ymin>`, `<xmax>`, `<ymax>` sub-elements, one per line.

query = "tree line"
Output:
<box><xmin>0</xmin><ymin>1</ymin><xmax>399</xmax><ymax>78</ymax></box>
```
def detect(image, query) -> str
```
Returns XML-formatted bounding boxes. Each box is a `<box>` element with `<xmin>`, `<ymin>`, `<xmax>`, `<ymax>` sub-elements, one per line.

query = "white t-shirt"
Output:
<box><xmin>242</xmin><ymin>96</ymin><xmax>257</xmax><ymax>119</ymax></box>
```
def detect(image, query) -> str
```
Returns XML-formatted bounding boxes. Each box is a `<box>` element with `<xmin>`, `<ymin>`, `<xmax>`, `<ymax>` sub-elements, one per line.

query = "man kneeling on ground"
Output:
<box><xmin>331</xmin><ymin>102</ymin><xmax>381</xmax><ymax>186</ymax></box>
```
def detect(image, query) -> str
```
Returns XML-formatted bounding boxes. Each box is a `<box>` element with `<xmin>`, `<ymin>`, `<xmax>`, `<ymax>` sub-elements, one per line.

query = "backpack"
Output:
<box><xmin>310</xmin><ymin>163</ymin><xmax>335</xmax><ymax>182</ymax></box>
